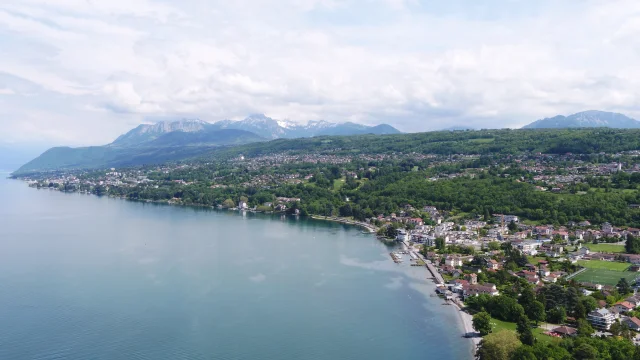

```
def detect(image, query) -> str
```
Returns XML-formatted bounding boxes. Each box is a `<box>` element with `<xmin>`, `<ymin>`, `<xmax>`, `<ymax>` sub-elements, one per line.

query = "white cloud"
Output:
<box><xmin>1</xmin><ymin>0</ymin><xmax>640</xmax><ymax>145</ymax></box>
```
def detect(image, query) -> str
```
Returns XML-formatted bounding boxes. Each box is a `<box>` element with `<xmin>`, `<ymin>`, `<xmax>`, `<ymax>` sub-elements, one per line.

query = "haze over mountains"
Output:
<box><xmin>15</xmin><ymin>116</ymin><xmax>400</xmax><ymax>174</ymax></box>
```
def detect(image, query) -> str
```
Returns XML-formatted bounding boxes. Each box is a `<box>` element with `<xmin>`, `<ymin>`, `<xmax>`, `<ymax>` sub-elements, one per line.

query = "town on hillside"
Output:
<box><xmin>12</xmin><ymin>142</ymin><xmax>640</xmax><ymax>357</ymax></box>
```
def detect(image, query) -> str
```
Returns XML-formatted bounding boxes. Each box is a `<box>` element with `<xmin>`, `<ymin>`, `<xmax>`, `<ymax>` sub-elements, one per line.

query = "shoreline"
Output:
<box><xmin>308</xmin><ymin>215</ymin><xmax>379</xmax><ymax>233</ymax></box>
<box><xmin>15</xmin><ymin>180</ymin><xmax>381</xmax><ymax>234</ymax></box>
<box><xmin>17</xmin><ymin>180</ymin><xmax>474</xmax><ymax>357</ymax></box>
<box><xmin>451</xmin><ymin>300</ymin><xmax>481</xmax><ymax>354</ymax></box>
<box><xmin>402</xmin><ymin>241</ymin><xmax>477</xmax><ymax>358</ymax></box>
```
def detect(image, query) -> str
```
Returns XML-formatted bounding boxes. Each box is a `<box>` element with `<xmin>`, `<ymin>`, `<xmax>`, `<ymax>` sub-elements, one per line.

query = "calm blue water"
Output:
<box><xmin>0</xmin><ymin>176</ymin><xmax>471</xmax><ymax>359</ymax></box>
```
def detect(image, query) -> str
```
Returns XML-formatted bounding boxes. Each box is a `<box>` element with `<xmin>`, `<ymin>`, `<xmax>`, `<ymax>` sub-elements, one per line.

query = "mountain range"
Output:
<box><xmin>114</xmin><ymin>114</ymin><xmax>400</xmax><ymax>145</ymax></box>
<box><xmin>16</xmin><ymin>110</ymin><xmax>640</xmax><ymax>174</ymax></box>
<box><xmin>522</xmin><ymin>110</ymin><xmax>640</xmax><ymax>129</ymax></box>
<box><xmin>15</xmin><ymin>116</ymin><xmax>400</xmax><ymax>174</ymax></box>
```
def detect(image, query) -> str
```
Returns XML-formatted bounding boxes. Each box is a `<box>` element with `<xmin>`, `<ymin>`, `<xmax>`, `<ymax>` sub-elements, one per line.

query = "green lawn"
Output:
<box><xmin>332</xmin><ymin>178</ymin><xmax>345</xmax><ymax>191</ymax></box>
<box><xmin>577</xmin><ymin>260</ymin><xmax>630</xmax><ymax>271</ymax></box>
<box><xmin>585</xmin><ymin>243</ymin><xmax>626</xmax><ymax>253</ymax></box>
<box><xmin>573</xmin><ymin>268</ymin><xmax>639</xmax><ymax>286</ymax></box>
<box><xmin>490</xmin><ymin>318</ymin><xmax>516</xmax><ymax>333</ymax></box>
<box><xmin>489</xmin><ymin>319</ymin><xmax>560</xmax><ymax>345</ymax></box>
<box><xmin>533</xmin><ymin>327</ymin><xmax>562</xmax><ymax>345</ymax></box>
<box><xmin>528</xmin><ymin>257</ymin><xmax>548</xmax><ymax>265</ymax></box>
<box><xmin>521</xmin><ymin>219</ymin><xmax>546</xmax><ymax>226</ymax></box>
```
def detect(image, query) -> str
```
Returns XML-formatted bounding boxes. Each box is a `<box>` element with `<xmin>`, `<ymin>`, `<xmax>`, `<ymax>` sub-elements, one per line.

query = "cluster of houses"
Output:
<box><xmin>436</xmin><ymin>273</ymin><xmax>500</xmax><ymax>300</ymax></box>
<box><xmin>584</xmin><ymin>294</ymin><xmax>640</xmax><ymax>332</ymax></box>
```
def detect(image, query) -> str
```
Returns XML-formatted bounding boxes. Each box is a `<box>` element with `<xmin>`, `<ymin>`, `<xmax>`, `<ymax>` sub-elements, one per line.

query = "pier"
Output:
<box><xmin>389</xmin><ymin>252</ymin><xmax>402</xmax><ymax>263</ymax></box>
<box><xmin>425</xmin><ymin>261</ymin><xmax>445</xmax><ymax>285</ymax></box>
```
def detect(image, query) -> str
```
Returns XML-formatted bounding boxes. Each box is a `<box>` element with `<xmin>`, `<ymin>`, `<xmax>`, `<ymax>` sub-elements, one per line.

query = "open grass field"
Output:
<box><xmin>577</xmin><ymin>260</ymin><xmax>630</xmax><ymax>271</ymax></box>
<box><xmin>528</xmin><ymin>257</ymin><xmax>548</xmax><ymax>265</ymax></box>
<box><xmin>585</xmin><ymin>243</ymin><xmax>626</xmax><ymax>253</ymax></box>
<box><xmin>332</xmin><ymin>178</ymin><xmax>345</xmax><ymax>191</ymax></box>
<box><xmin>572</xmin><ymin>268</ymin><xmax>639</xmax><ymax>286</ymax></box>
<box><xmin>489</xmin><ymin>319</ymin><xmax>560</xmax><ymax>345</ymax></box>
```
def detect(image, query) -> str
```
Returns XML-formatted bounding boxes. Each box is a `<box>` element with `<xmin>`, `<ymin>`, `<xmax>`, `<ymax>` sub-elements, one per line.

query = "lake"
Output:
<box><xmin>0</xmin><ymin>176</ymin><xmax>472</xmax><ymax>359</ymax></box>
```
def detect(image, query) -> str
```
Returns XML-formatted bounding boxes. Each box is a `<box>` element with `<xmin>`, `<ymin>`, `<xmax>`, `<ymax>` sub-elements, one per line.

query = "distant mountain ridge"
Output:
<box><xmin>111</xmin><ymin>115</ymin><xmax>401</xmax><ymax>145</ymax></box>
<box><xmin>210</xmin><ymin>114</ymin><xmax>401</xmax><ymax>139</ymax></box>
<box><xmin>523</xmin><ymin>110</ymin><xmax>640</xmax><ymax>129</ymax></box>
<box><xmin>15</xmin><ymin>116</ymin><xmax>401</xmax><ymax>174</ymax></box>
<box><xmin>112</xmin><ymin>119</ymin><xmax>210</xmax><ymax>146</ymax></box>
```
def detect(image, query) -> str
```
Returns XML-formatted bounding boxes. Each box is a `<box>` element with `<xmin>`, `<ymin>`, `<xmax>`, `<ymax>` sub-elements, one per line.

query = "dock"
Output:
<box><xmin>425</xmin><ymin>261</ymin><xmax>445</xmax><ymax>285</ymax></box>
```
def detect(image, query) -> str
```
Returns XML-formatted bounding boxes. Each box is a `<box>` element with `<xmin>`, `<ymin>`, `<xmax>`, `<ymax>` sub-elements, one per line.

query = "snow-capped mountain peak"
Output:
<box><xmin>305</xmin><ymin>120</ymin><xmax>336</xmax><ymax>129</ymax></box>
<box><xmin>209</xmin><ymin>115</ymin><xmax>401</xmax><ymax>139</ymax></box>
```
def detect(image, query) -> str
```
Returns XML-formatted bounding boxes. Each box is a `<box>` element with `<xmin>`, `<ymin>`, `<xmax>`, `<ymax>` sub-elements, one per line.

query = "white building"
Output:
<box><xmin>396</xmin><ymin>229</ymin><xmax>409</xmax><ymax>242</ymax></box>
<box><xmin>445</xmin><ymin>256</ymin><xmax>463</xmax><ymax>267</ymax></box>
<box><xmin>587</xmin><ymin>308</ymin><xmax>616</xmax><ymax>330</ymax></box>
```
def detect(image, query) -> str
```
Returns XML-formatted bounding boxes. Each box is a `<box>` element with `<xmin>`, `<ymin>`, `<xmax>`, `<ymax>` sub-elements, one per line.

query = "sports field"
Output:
<box><xmin>577</xmin><ymin>260</ymin><xmax>630</xmax><ymax>271</ymax></box>
<box><xmin>573</xmin><ymin>268</ymin><xmax>639</xmax><ymax>286</ymax></box>
<box><xmin>585</xmin><ymin>244</ymin><xmax>626</xmax><ymax>253</ymax></box>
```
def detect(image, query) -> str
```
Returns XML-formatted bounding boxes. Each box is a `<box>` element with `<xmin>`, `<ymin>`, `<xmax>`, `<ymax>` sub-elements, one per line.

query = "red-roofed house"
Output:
<box><xmin>614</xmin><ymin>301</ymin><xmax>635</xmax><ymax>313</ymax></box>
<box><xmin>463</xmin><ymin>283</ymin><xmax>499</xmax><ymax>299</ymax></box>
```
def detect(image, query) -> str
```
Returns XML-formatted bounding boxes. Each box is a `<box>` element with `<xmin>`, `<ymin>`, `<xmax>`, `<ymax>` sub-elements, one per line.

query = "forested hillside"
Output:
<box><xmin>202</xmin><ymin>128</ymin><xmax>640</xmax><ymax>160</ymax></box>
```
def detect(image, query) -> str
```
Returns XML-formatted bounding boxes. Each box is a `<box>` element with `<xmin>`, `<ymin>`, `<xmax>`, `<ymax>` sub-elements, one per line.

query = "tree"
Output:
<box><xmin>339</xmin><ymin>203</ymin><xmax>353</xmax><ymax>217</ymax></box>
<box><xmin>510</xmin><ymin>346</ymin><xmax>537</xmax><ymax>360</ymax></box>
<box><xmin>574</xmin><ymin>300</ymin><xmax>586</xmax><ymax>320</ymax></box>
<box><xmin>518</xmin><ymin>287</ymin><xmax>536</xmax><ymax>308</ymax></box>
<box><xmin>222</xmin><ymin>198</ymin><xmax>235</xmax><ymax>208</ymax></box>
<box><xmin>466</xmin><ymin>294</ymin><xmax>491</xmax><ymax>313</ymax></box>
<box><xmin>527</xmin><ymin>301</ymin><xmax>546</xmax><ymax>325</ymax></box>
<box><xmin>487</xmin><ymin>296</ymin><xmax>525</xmax><ymax>322</ymax></box>
<box><xmin>580</xmin><ymin>296</ymin><xmax>598</xmax><ymax>313</ymax></box>
<box><xmin>508</xmin><ymin>220</ymin><xmax>518</xmax><ymax>232</ymax></box>
<box><xmin>576</xmin><ymin>319</ymin><xmax>595</xmax><ymax>337</ymax></box>
<box><xmin>473</xmin><ymin>311</ymin><xmax>493</xmax><ymax>336</ymax></box>
<box><xmin>476</xmin><ymin>331</ymin><xmax>521</xmax><ymax>360</ymax></box>
<box><xmin>435</xmin><ymin>237</ymin><xmax>446</xmax><ymax>251</ymax></box>
<box><xmin>532</xmin><ymin>342</ymin><xmax>572</xmax><ymax>360</ymax></box>
<box><xmin>610</xmin><ymin>321</ymin><xmax>633</xmax><ymax>340</ymax></box>
<box><xmin>547</xmin><ymin>307</ymin><xmax>566</xmax><ymax>324</ymax></box>
<box><xmin>385</xmin><ymin>224</ymin><xmax>398</xmax><ymax>239</ymax></box>
<box><xmin>573</xmin><ymin>343</ymin><xmax>598</xmax><ymax>360</ymax></box>
<box><xmin>517</xmin><ymin>315</ymin><xmax>535</xmax><ymax>346</ymax></box>
<box><xmin>625</xmin><ymin>234</ymin><xmax>640</xmax><ymax>254</ymax></box>
<box><xmin>617</xmin><ymin>278</ymin><xmax>632</xmax><ymax>295</ymax></box>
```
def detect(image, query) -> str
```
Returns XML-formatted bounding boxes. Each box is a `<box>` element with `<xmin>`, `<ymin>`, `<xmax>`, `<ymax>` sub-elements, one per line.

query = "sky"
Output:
<box><xmin>1</xmin><ymin>0</ymin><xmax>640</xmax><ymax>147</ymax></box>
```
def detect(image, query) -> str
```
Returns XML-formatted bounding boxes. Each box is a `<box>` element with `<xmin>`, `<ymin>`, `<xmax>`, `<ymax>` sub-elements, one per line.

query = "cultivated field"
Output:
<box><xmin>585</xmin><ymin>244</ymin><xmax>626</xmax><ymax>253</ymax></box>
<box><xmin>577</xmin><ymin>260</ymin><xmax>630</xmax><ymax>271</ymax></box>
